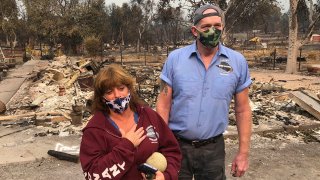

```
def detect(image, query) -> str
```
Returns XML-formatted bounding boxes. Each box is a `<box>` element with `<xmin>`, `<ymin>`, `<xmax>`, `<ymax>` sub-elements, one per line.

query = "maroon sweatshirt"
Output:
<box><xmin>80</xmin><ymin>105</ymin><xmax>181</xmax><ymax>180</ymax></box>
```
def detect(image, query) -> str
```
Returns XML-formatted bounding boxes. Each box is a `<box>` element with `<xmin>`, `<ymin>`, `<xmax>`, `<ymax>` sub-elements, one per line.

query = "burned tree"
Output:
<box><xmin>286</xmin><ymin>0</ymin><xmax>320</xmax><ymax>74</ymax></box>
<box><xmin>0</xmin><ymin>0</ymin><xmax>18</xmax><ymax>50</ymax></box>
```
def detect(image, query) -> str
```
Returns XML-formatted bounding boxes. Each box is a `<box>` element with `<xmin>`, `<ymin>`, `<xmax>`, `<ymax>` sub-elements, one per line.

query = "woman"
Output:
<box><xmin>80</xmin><ymin>64</ymin><xmax>181</xmax><ymax>180</ymax></box>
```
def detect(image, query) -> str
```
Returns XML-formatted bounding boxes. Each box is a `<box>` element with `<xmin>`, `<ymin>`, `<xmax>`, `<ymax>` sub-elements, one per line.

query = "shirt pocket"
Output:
<box><xmin>171</xmin><ymin>79</ymin><xmax>200</xmax><ymax>118</ymax></box>
<box><xmin>210</xmin><ymin>75</ymin><xmax>237</xmax><ymax>99</ymax></box>
<box><xmin>175</xmin><ymin>79</ymin><xmax>199</xmax><ymax>98</ymax></box>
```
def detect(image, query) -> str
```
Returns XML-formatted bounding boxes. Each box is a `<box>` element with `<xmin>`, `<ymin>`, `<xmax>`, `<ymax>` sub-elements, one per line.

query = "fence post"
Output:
<box><xmin>100</xmin><ymin>42</ymin><xmax>103</xmax><ymax>62</ymax></box>
<box><xmin>40</xmin><ymin>42</ymin><xmax>42</xmax><ymax>57</ymax></box>
<box><xmin>273</xmin><ymin>48</ymin><xmax>276</xmax><ymax>70</ymax></box>
<box><xmin>120</xmin><ymin>44</ymin><xmax>123</xmax><ymax>65</ymax></box>
<box><xmin>299</xmin><ymin>48</ymin><xmax>302</xmax><ymax>71</ymax></box>
<box><xmin>144</xmin><ymin>49</ymin><xmax>147</xmax><ymax>66</ymax></box>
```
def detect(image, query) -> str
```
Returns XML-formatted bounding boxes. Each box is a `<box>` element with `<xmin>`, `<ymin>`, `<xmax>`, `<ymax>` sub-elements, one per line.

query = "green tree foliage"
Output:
<box><xmin>78</xmin><ymin>0</ymin><xmax>107</xmax><ymax>37</ymax></box>
<box><xmin>225</xmin><ymin>0</ymin><xmax>281</xmax><ymax>34</ymax></box>
<box><xmin>154</xmin><ymin>4</ymin><xmax>185</xmax><ymax>45</ymax></box>
<box><xmin>129</xmin><ymin>4</ymin><xmax>144</xmax><ymax>43</ymax></box>
<box><xmin>129</xmin><ymin>0</ymin><xmax>155</xmax><ymax>48</ymax></box>
<box><xmin>0</xmin><ymin>0</ymin><xmax>18</xmax><ymax>19</ymax></box>
<box><xmin>23</xmin><ymin>0</ymin><xmax>56</xmax><ymax>43</ymax></box>
<box><xmin>22</xmin><ymin>0</ymin><xmax>109</xmax><ymax>54</ymax></box>
<box><xmin>280</xmin><ymin>13</ymin><xmax>289</xmax><ymax>35</ymax></box>
<box><xmin>109</xmin><ymin>3</ymin><xmax>125</xmax><ymax>44</ymax></box>
<box><xmin>314</xmin><ymin>0</ymin><xmax>320</xmax><ymax>29</ymax></box>
<box><xmin>297</xmin><ymin>0</ymin><xmax>310</xmax><ymax>33</ymax></box>
<box><xmin>0</xmin><ymin>0</ymin><xmax>18</xmax><ymax>46</ymax></box>
<box><xmin>84</xmin><ymin>36</ymin><xmax>100</xmax><ymax>56</ymax></box>
<box><xmin>2</xmin><ymin>0</ymin><xmax>317</xmax><ymax>57</ymax></box>
<box><xmin>156</xmin><ymin>0</ymin><xmax>281</xmax><ymax>41</ymax></box>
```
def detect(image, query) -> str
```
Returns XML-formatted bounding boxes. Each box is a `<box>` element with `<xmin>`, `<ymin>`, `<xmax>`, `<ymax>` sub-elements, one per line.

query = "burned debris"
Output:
<box><xmin>227</xmin><ymin>73</ymin><xmax>320</xmax><ymax>141</ymax></box>
<box><xmin>0</xmin><ymin>55</ymin><xmax>163</xmax><ymax>138</ymax></box>
<box><xmin>0</xmin><ymin>54</ymin><xmax>319</xmax><ymax>141</ymax></box>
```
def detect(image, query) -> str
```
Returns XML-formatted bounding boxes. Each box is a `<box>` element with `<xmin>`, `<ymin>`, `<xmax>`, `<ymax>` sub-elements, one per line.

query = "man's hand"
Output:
<box><xmin>120</xmin><ymin>124</ymin><xmax>146</xmax><ymax>147</ymax></box>
<box><xmin>231</xmin><ymin>152</ymin><xmax>249</xmax><ymax>177</ymax></box>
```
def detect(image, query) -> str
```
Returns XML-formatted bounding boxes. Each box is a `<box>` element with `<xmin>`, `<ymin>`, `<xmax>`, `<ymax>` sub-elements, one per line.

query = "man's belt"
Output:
<box><xmin>174</xmin><ymin>134</ymin><xmax>223</xmax><ymax>148</ymax></box>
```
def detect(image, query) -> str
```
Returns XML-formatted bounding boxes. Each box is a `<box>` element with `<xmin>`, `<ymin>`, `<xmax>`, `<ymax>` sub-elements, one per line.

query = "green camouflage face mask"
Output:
<box><xmin>196</xmin><ymin>26</ymin><xmax>222</xmax><ymax>48</ymax></box>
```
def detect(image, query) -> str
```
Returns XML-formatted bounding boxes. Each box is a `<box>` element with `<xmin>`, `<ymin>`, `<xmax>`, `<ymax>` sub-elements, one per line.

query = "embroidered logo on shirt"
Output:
<box><xmin>216</xmin><ymin>58</ymin><xmax>233</xmax><ymax>75</ymax></box>
<box><xmin>146</xmin><ymin>125</ymin><xmax>159</xmax><ymax>143</ymax></box>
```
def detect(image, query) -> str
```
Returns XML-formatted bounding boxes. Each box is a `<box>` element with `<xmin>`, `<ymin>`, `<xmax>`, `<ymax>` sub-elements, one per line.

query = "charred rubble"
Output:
<box><xmin>0</xmin><ymin>56</ymin><xmax>319</xmax><ymax>141</ymax></box>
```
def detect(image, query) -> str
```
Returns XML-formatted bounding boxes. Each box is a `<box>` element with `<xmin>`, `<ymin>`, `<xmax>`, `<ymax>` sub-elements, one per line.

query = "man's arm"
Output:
<box><xmin>231</xmin><ymin>87</ymin><xmax>252</xmax><ymax>177</ymax></box>
<box><xmin>156</xmin><ymin>80</ymin><xmax>173</xmax><ymax>124</ymax></box>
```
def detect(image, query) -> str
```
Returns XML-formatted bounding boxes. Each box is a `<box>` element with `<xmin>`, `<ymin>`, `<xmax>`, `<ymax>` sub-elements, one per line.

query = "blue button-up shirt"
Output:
<box><xmin>160</xmin><ymin>42</ymin><xmax>252</xmax><ymax>140</ymax></box>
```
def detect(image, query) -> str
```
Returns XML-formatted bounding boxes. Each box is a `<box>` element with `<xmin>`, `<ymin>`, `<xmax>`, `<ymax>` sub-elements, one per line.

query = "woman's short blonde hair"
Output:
<box><xmin>92</xmin><ymin>64</ymin><xmax>144</xmax><ymax>114</ymax></box>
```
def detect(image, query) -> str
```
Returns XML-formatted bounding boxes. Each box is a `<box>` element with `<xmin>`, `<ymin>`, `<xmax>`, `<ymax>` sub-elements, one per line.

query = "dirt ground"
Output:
<box><xmin>226</xmin><ymin>134</ymin><xmax>320</xmax><ymax>180</ymax></box>
<box><xmin>0</xmin><ymin>133</ymin><xmax>319</xmax><ymax>180</ymax></box>
<box><xmin>250</xmin><ymin>69</ymin><xmax>320</xmax><ymax>92</ymax></box>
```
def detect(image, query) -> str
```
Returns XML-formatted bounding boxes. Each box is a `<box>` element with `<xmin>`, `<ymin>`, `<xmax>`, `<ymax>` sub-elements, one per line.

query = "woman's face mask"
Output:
<box><xmin>196</xmin><ymin>26</ymin><xmax>222</xmax><ymax>48</ymax></box>
<box><xmin>105</xmin><ymin>93</ymin><xmax>131</xmax><ymax>114</ymax></box>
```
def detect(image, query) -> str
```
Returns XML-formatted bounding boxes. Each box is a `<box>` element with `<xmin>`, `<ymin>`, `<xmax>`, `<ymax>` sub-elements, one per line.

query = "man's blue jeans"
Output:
<box><xmin>177</xmin><ymin>135</ymin><xmax>226</xmax><ymax>180</ymax></box>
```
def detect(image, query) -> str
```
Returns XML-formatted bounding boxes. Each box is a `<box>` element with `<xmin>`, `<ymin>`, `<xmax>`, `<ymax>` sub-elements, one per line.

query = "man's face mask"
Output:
<box><xmin>196</xmin><ymin>26</ymin><xmax>222</xmax><ymax>48</ymax></box>
<box><xmin>105</xmin><ymin>93</ymin><xmax>131</xmax><ymax>114</ymax></box>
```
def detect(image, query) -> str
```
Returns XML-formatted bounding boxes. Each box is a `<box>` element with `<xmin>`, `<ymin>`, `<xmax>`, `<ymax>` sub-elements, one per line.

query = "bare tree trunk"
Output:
<box><xmin>137</xmin><ymin>28</ymin><xmax>144</xmax><ymax>53</ymax></box>
<box><xmin>12</xmin><ymin>32</ymin><xmax>17</xmax><ymax>48</ymax></box>
<box><xmin>6</xmin><ymin>35</ymin><xmax>9</xmax><ymax>47</ymax></box>
<box><xmin>121</xmin><ymin>31</ymin><xmax>124</xmax><ymax>46</ymax></box>
<box><xmin>308</xmin><ymin>0</ymin><xmax>313</xmax><ymax>22</ymax></box>
<box><xmin>136</xmin><ymin>39</ymin><xmax>140</xmax><ymax>53</ymax></box>
<box><xmin>286</xmin><ymin>0</ymin><xmax>299</xmax><ymax>74</ymax></box>
<box><xmin>221</xmin><ymin>26</ymin><xmax>228</xmax><ymax>44</ymax></box>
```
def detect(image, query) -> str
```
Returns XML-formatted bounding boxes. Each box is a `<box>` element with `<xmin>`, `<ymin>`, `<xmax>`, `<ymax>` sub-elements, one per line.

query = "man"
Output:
<box><xmin>156</xmin><ymin>4</ymin><xmax>252</xmax><ymax>180</ymax></box>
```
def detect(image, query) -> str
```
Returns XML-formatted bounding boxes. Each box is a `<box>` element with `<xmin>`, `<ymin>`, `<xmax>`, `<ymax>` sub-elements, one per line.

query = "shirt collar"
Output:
<box><xmin>189</xmin><ymin>41</ymin><xmax>229</xmax><ymax>58</ymax></box>
<box><xmin>218</xmin><ymin>43</ymin><xmax>229</xmax><ymax>58</ymax></box>
<box><xmin>189</xmin><ymin>41</ymin><xmax>197</xmax><ymax>57</ymax></box>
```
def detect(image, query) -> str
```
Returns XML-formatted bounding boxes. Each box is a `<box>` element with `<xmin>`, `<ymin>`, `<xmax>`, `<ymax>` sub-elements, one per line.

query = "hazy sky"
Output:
<box><xmin>105</xmin><ymin>0</ymin><xmax>291</xmax><ymax>13</ymax></box>
<box><xmin>105</xmin><ymin>0</ymin><xmax>129</xmax><ymax>6</ymax></box>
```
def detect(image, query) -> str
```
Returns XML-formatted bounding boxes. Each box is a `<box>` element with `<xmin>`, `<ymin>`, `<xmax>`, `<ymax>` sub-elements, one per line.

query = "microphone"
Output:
<box><xmin>138</xmin><ymin>152</ymin><xmax>167</xmax><ymax>179</ymax></box>
<box><xmin>146</xmin><ymin>152</ymin><xmax>167</xmax><ymax>172</ymax></box>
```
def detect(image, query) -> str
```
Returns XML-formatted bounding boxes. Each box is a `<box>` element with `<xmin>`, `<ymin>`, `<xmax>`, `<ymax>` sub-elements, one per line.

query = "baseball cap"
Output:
<box><xmin>193</xmin><ymin>4</ymin><xmax>223</xmax><ymax>25</ymax></box>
